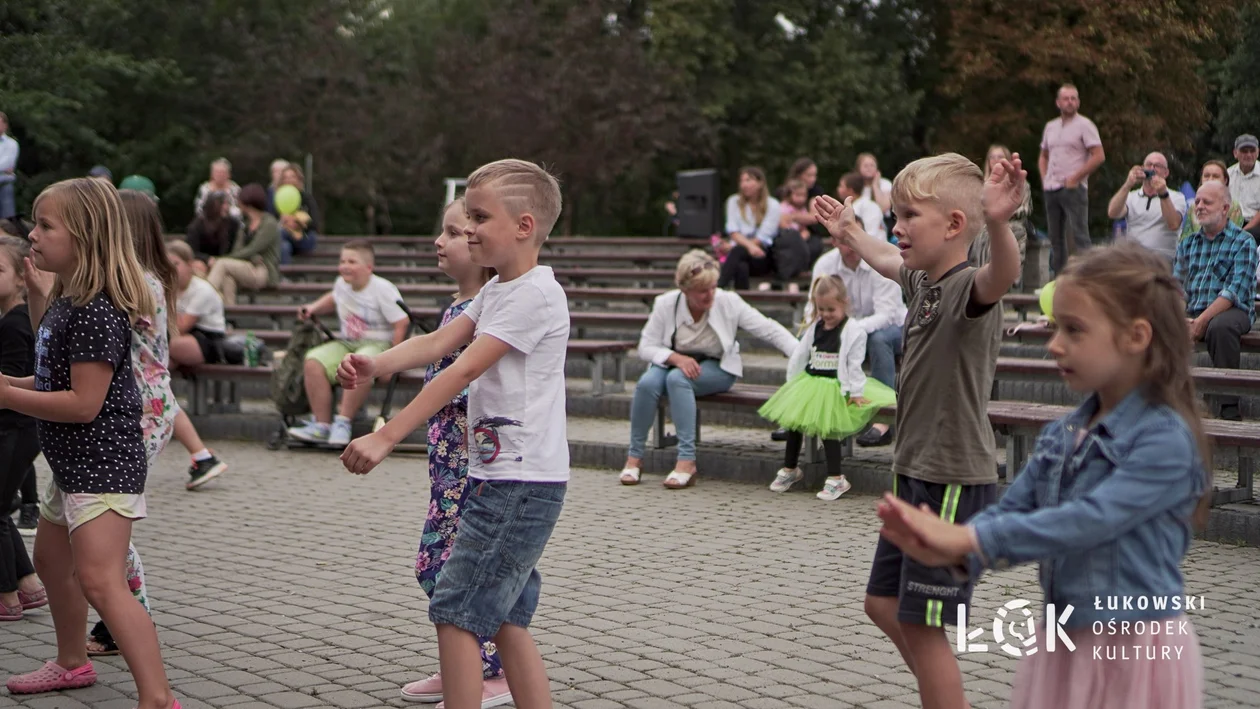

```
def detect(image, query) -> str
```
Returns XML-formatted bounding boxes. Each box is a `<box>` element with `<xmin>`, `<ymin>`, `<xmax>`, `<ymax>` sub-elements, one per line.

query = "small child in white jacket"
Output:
<box><xmin>758</xmin><ymin>275</ymin><xmax>897</xmax><ymax>499</ymax></box>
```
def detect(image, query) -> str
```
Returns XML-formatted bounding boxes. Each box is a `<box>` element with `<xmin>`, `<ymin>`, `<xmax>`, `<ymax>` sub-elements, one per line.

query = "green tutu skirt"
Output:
<box><xmin>758</xmin><ymin>372</ymin><xmax>896</xmax><ymax>440</ymax></box>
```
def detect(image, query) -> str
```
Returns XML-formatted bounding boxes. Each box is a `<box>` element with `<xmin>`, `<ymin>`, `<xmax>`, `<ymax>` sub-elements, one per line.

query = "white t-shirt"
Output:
<box><xmin>861</xmin><ymin>177</ymin><xmax>894</xmax><ymax>216</ymax></box>
<box><xmin>176</xmin><ymin>276</ymin><xmax>226</xmax><ymax>334</ymax></box>
<box><xmin>852</xmin><ymin>196</ymin><xmax>888</xmax><ymax>242</ymax></box>
<box><xmin>461</xmin><ymin>266</ymin><xmax>570</xmax><ymax>483</ymax></box>
<box><xmin>1229</xmin><ymin>163</ymin><xmax>1260</xmax><ymax>222</ymax></box>
<box><xmin>1123</xmin><ymin>189</ymin><xmax>1186</xmax><ymax>260</ymax></box>
<box><xmin>333</xmin><ymin>275</ymin><xmax>406</xmax><ymax>342</ymax></box>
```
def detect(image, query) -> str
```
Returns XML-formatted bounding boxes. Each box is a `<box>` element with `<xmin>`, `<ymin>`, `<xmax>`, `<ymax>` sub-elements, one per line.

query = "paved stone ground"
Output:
<box><xmin>3</xmin><ymin>438</ymin><xmax>1259</xmax><ymax>709</ymax></box>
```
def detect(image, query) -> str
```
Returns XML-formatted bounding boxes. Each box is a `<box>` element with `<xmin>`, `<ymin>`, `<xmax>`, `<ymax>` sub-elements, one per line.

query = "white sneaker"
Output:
<box><xmin>816</xmin><ymin>475</ymin><xmax>852</xmax><ymax>501</ymax></box>
<box><xmin>769</xmin><ymin>467</ymin><xmax>803</xmax><ymax>493</ymax></box>
<box><xmin>288</xmin><ymin>421</ymin><xmax>329</xmax><ymax>443</ymax></box>
<box><xmin>328</xmin><ymin>417</ymin><xmax>352</xmax><ymax>447</ymax></box>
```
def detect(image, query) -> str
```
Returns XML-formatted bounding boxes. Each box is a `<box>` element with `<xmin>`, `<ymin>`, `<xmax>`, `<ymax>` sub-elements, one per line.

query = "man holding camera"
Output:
<box><xmin>1106</xmin><ymin>151</ymin><xmax>1187</xmax><ymax>261</ymax></box>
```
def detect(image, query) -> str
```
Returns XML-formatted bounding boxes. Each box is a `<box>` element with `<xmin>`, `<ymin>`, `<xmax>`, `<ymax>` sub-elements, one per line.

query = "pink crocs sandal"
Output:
<box><xmin>0</xmin><ymin>600</ymin><xmax>21</xmax><ymax>622</ymax></box>
<box><xmin>6</xmin><ymin>661</ymin><xmax>97</xmax><ymax>694</ymax></box>
<box><xmin>18</xmin><ymin>587</ymin><xmax>47</xmax><ymax>610</ymax></box>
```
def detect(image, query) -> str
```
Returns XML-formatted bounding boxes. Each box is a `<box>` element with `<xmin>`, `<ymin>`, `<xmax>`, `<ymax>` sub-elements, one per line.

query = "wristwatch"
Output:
<box><xmin>1158</xmin><ymin>191</ymin><xmax>1171</xmax><ymax>199</ymax></box>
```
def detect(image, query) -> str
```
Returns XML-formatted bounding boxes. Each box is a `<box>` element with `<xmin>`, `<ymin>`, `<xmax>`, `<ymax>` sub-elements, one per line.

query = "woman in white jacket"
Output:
<box><xmin>621</xmin><ymin>250</ymin><xmax>798</xmax><ymax>489</ymax></box>
<box><xmin>758</xmin><ymin>275</ymin><xmax>896</xmax><ymax>500</ymax></box>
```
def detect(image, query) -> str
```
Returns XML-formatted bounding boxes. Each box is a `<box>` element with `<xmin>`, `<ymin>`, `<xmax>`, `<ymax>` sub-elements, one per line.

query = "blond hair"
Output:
<box><xmin>166</xmin><ymin>239</ymin><xmax>195</xmax><ymax>263</ymax></box>
<box><xmin>33</xmin><ymin>178</ymin><xmax>155</xmax><ymax>322</ymax></box>
<box><xmin>675</xmin><ymin>250</ymin><xmax>720</xmax><ymax>290</ymax></box>
<box><xmin>1057</xmin><ymin>243</ymin><xmax>1213</xmax><ymax>528</ymax></box>
<box><xmin>341</xmin><ymin>239</ymin><xmax>376</xmax><ymax>267</ymax></box>
<box><xmin>891</xmin><ymin>153</ymin><xmax>984</xmax><ymax>241</ymax></box>
<box><xmin>466</xmin><ymin>159</ymin><xmax>562</xmax><ymax>242</ymax></box>
<box><xmin>736</xmin><ymin>166</ymin><xmax>769</xmax><ymax>225</ymax></box>
<box><xmin>0</xmin><ymin>235</ymin><xmax>29</xmax><ymax>298</ymax></box>
<box><xmin>801</xmin><ymin>275</ymin><xmax>848</xmax><ymax>333</ymax></box>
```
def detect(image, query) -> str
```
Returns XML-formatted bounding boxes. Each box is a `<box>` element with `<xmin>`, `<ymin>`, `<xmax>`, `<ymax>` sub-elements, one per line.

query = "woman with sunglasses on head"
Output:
<box><xmin>620</xmin><ymin>250</ymin><xmax>798</xmax><ymax>489</ymax></box>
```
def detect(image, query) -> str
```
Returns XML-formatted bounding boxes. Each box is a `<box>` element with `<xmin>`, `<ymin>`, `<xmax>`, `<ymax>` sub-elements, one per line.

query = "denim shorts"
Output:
<box><xmin>428</xmin><ymin>478</ymin><xmax>566</xmax><ymax>638</ymax></box>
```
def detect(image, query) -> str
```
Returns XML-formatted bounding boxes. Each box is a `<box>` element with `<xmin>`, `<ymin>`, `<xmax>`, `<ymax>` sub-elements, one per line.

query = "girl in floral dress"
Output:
<box><xmin>400</xmin><ymin>199</ymin><xmax>507</xmax><ymax>705</ymax></box>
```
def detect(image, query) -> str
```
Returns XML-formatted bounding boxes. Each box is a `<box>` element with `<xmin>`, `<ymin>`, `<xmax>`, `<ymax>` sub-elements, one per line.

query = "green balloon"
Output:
<box><xmin>119</xmin><ymin>175</ymin><xmax>157</xmax><ymax>200</ymax></box>
<box><xmin>1039</xmin><ymin>280</ymin><xmax>1057</xmax><ymax>320</ymax></box>
<box><xmin>274</xmin><ymin>184</ymin><xmax>302</xmax><ymax>215</ymax></box>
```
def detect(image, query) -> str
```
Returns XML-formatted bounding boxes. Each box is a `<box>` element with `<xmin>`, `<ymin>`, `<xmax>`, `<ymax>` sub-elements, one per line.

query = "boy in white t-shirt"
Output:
<box><xmin>288</xmin><ymin>240</ymin><xmax>409</xmax><ymax>446</ymax></box>
<box><xmin>339</xmin><ymin>159</ymin><xmax>568</xmax><ymax>709</ymax></box>
<box><xmin>837</xmin><ymin>172</ymin><xmax>888</xmax><ymax>242</ymax></box>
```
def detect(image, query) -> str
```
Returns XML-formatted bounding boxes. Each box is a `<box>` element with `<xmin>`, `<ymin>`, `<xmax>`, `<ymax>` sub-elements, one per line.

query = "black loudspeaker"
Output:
<box><xmin>676</xmin><ymin>169</ymin><xmax>721</xmax><ymax>237</ymax></box>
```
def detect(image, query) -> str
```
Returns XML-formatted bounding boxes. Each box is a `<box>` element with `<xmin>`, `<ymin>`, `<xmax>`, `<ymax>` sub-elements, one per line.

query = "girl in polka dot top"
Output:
<box><xmin>4</xmin><ymin>178</ymin><xmax>181</xmax><ymax>709</ymax></box>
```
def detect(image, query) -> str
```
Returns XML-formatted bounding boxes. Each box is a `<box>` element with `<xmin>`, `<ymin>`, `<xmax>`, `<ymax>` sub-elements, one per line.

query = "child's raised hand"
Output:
<box><xmin>876</xmin><ymin>494</ymin><xmax>975</xmax><ymax>567</ymax></box>
<box><xmin>811</xmin><ymin>195</ymin><xmax>856</xmax><ymax>241</ymax></box>
<box><xmin>340</xmin><ymin>431</ymin><xmax>394</xmax><ymax>475</ymax></box>
<box><xmin>23</xmin><ymin>257</ymin><xmax>54</xmax><ymax>301</ymax></box>
<box><xmin>337</xmin><ymin>353</ymin><xmax>376</xmax><ymax>390</ymax></box>
<box><xmin>982</xmin><ymin>153</ymin><xmax>1028</xmax><ymax>224</ymax></box>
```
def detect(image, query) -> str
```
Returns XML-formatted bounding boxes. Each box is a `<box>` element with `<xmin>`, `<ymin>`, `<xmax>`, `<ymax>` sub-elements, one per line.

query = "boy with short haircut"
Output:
<box><xmin>814</xmin><ymin>152</ymin><xmax>1026</xmax><ymax>709</ymax></box>
<box><xmin>288</xmin><ymin>239</ymin><xmax>409</xmax><ymax>447</ymax></box>
<box><xmin>338</xmin><ymin>159</ymin><xmax>569</xmax><ymax>709</ymax></box>
<box><xmin>836</xmin><ymin>172</ymin><xmax>887</xmax><ymax>242</ymax></box>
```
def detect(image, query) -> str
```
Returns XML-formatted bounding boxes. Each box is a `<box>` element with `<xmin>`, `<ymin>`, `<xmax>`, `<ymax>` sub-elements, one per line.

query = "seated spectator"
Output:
<box><xmin>274</xmin><ymin>164</ymin><xmax>320</xmax><ymax>263</ymax></box>
<box><xmin>194</xmin><ymin>158</ymin><xmax>241</xmax><ymax>218</ymax></box>
<box><xmin>166</xmin><ymin>240</ymin><xmax>228</xmax><ymax>366</ymax></box>
<box><xmin>835</xmin><ymin>172</ymin><xmax>887</xmax><ymax>242</ymax></box>
<box><xmin>1107</xmin><ymin>151</ymin><xmax>1186</xmax><ymax>261</ymax></box>
<box><xmin>1228</xmin><ymin>134</ymin><xmax>1260</xmax><ymax>240</ymax></box>
<box><xmin>717</xmin><ymin>166</ymin><xmax>807</xmax><ymax>292</ymax></box>
<box><xmin>266</xmin><ymin>158</ymin><xmax>289</xmax><ymax>212</ymax></box>
<box><xmin>287</xmin><ymin>240</ymin><xmax>409</xmax><ymax>447</ymax></box>
<box><xmin>206</xmin><ymin>183</ymin><xmax>280</xmax><ymax>304</ymax></box>
<box><xmin>1174</xmin><ymin>181</ymin><xmax>1258</xmax><ymax>421</ymax></box>
<box><xmin>809</xmin><ymin>232</ymin><xmax>906</xmax><ymax>446</ymax></box>
<box><xmin>970</xmin><ymin>144</ymin><xmax>1031</xmax><ymax>268</ymax></box>
<box><xmin>786</xmin><ymin>156</ymin><xmax>827</xmax><ymax>240</ymax></box>
<box><xmin>1180</xmin><ymin>160</ymin><xmax>1245</xmax><ymax>240</ymax></box>
<box><xmin>620</xmin><ymin>250</ymin><xmax>798</xmax><ymax>489</ymax></box>
<box><xmin>778</xmin><ymin>179</ymin><xmax>824</xmax><ymax>266</ymax></box>
<box><xmin>856</xmin><ymin>152</ymin><xmax>893</xmax><ymax>217</ymax></box>
<box><xmin>185</xmin><ymin>192</ymin><xmax>241</xmax><ymax>275</ymax></box>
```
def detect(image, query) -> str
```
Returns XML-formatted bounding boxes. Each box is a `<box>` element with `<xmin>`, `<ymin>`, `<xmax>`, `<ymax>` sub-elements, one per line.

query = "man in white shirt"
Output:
<box><xmin>0</xmin><ymin>112</ymin><xmax>18</xmax><ymax>221</ymax></box>
<box><xmin>809</xmin><ymin>238</ymin><xmax>907</xmax><ymax>446</ymax></box>
<box><xmin>1105</xmin><ymin>151</ymin><xmax>1186</xmax><ymax>260</ymax></box>
<box><xmin>1228</xmin><ymin>134</ymin><xmax>1260</xmax><ymax>239</ymax></box>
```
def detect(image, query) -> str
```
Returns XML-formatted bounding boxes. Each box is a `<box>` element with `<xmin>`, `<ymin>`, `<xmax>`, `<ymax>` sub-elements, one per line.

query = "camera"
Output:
<box><xmin>1143</xmin><ymin>169</ymin><xmax>1156</xmax><ymax>179</ymax></box>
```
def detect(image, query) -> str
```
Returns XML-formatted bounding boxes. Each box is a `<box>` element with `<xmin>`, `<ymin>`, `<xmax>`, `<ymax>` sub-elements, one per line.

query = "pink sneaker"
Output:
<box><xmin>436</xmin><ymin>677</ymin><xmax>513</xmax><ymax>709</ymax></box>
<box><xmin>6</xmin><ymin>661</ymin><xmax>97</xmax><ymax>694</ymax></box>
<box><xmin>400</xmin><ymin>673</ymin><xmax>443</xmax><ymax>703</ymax></box>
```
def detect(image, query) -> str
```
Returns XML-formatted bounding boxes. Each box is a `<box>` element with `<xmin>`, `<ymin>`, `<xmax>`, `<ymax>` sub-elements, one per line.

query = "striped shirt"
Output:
<box><xmin>1173</xmin><ymin>221</ymin><xmax>1258</xmax><ymax>319</ymax></box>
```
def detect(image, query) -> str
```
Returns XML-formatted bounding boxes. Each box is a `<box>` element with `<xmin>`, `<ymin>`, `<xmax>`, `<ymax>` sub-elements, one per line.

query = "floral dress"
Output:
<box><xmin>133</xmin><ymin>272</ymin><xmax>177</xmax><ymax>464</ymax></box>
<box><xmin>415</xmin><ymin>298</ymin><xmax>502</xmax><ymax>678</ymax></box>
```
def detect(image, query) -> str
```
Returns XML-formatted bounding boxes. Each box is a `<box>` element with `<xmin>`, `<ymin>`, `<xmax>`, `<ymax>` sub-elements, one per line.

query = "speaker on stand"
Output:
<box><xmin>675</xmin><ymin>169</ymin><xmax>722</xmax><ymax>238</ymax></box>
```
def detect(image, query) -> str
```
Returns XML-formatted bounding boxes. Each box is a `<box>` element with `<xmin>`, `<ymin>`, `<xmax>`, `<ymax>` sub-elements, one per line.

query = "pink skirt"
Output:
<box><xmin>1011</xmin><ymin>616</ymin><xmax>1202</xmax><ymax>709</ymax></box>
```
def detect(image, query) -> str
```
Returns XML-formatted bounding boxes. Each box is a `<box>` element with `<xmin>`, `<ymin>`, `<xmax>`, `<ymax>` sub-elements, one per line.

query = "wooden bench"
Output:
<box><xmin>223</xmin><ymin>305</ymin><xmax>652</xmax><ymax>336</ymax></box>
<box><xmin>178</xmin><ymin>339</ymin><xmax>635</xmax><ymax>412</ymax></box>
<box><xmin>1004</xmin><ymin>292</ymin><xmax>1260</xmax><ymax>320</ymax></box>
<box><xmin>1003</xmin><ymin>321</ymin><xmax>1260</xmax><ymax>353</ymax></box>
<box><xmin>277</xmin><ymin>265</ymin><xmax>814</xmax><ymax>288</ymax></box>
<box><xmin>303</xmin><ymin>249</ymin><xmax>687</xmax><ymax>267</ymax></box>
<box><xmin>652</xmin><ymin>384</ymin><xmax>1259</xmax><ymax>504</ymax></box>
<box><xmin>994</xmin><ymin>356</ymin><xmax>1260</xmax><ymax>396</ymax></box>
<box><xmin>318</xmin><ymin>235</ymin><xmax>712</xmax><ymax>250</ymax></box>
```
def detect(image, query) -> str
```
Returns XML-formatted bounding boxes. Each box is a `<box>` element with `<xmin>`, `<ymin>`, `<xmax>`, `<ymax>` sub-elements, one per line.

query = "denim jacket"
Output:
<box><xmin>968</xmin><ymin>388</ymin><xmax>1204</xmax><ymax>628</ymax></box>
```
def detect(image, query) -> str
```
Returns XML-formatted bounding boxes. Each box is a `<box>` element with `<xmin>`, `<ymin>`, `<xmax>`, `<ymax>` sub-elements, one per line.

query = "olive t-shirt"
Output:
<box><xmin>894</xmin><ymin>264</ymin><xmax>1003</xmax><ymax>485</ymax></box>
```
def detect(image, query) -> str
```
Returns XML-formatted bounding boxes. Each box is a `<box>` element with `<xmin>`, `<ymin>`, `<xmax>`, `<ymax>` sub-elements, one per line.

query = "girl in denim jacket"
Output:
<box><xmin>878</xmin><ymin>243</ymin><xmax>1210</xmax><ymax>709</ymax></box>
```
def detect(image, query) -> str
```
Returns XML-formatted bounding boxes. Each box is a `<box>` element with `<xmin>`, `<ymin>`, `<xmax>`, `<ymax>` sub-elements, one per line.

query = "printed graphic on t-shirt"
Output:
<box><xmin>472</xmin><ymin>415</ymin><xmax>523</xmax><ymax>465</ymax></box>
<box><xmin>34</xmin><ymin>327</ymin><xmax>50</xmax><ymax>388</ymax></box>
<box><xmin>343</xmin><ymin>313</ymin><xmax>367</xmax><ymax>341</ymax></box>
<box><xmin>809</xmin><ymin>347</ymin><xmax>839</xmax><ymax>372</ymax></box>
<box><xmin>915</xmin><ymin>286</ymin><xmax>943</xmax><ymax>327</ymax></box>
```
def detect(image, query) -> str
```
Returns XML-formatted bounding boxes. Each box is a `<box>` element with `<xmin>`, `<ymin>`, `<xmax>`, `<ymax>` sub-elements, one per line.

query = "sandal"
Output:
<box><xmin>1</xmin><ymin>600</ymin><xmax>21</xmax><ymax>621</ymax></box>
<box><xmin>619</xmin><ymin>467</ymin><xmax>641</xmax><ymax>485</ymax></box>
<box><xmin>663</xmin><ymin>470</ymin><xmax>697</xmax><ymax>489</ymax></box>
<box><xmin>18</xmin><ymin>587</ymin><xmax>47</xmax><ymax>610</ymax></box>
<box><xmin>6</xmin><ymin>661</ymin><xmax>97</xmax><ymax>694</ymax></box>
<box><xmin>87</xmin><ymin>621</ymin><xmax>120</xmax><ymax>656</ymax></box>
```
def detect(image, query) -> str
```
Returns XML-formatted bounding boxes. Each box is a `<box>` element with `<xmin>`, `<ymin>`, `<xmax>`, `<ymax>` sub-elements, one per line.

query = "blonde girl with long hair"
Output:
<box><xmin>716</xmin><ymin>166</ymin><xmax>808</xmax><ymax>292</ymax></box>
<box><xmin>5</xmin><ymin>178</ymin><xmax>180</xmax><ymax>709</ymax></box>
<box><xmin>759</xmin><ymin>275</ymin><xmax>896</xmax><ymax>499</ymax></box>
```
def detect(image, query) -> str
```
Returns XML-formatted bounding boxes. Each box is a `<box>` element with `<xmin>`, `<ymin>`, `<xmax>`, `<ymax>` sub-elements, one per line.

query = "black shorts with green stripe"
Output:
<box><xmin>866</xmin><ymin>474</ymin><xmax>997</xmax><ymax>627</ymax></box>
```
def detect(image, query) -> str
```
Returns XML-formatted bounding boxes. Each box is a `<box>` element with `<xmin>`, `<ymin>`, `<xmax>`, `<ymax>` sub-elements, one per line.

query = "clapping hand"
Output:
<box><xmin>876</xmin><ymin>494</ymin><xmax>977</xmax><ymax>567</ymax></box>
<box><xmin>811</xmin><ymin>195</ymin><xmax>857</xmax><ymax>242</ymax></box>
<box><xmin>337</xmin><ymin>353</ymin><xmax>377</xmax><ymax>390</ymax></box>
<box><xmin>982</xmin><ymin>153</ymin><xmax>1028</xmax><ymax>224</ymax></box>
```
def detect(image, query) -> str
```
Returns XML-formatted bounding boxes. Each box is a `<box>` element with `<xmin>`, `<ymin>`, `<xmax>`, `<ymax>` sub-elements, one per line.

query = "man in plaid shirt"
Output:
<box><xmin>1174</xmin><ymin>181</ymin><xmax>1258</xmax><ymax>421</ymax></box>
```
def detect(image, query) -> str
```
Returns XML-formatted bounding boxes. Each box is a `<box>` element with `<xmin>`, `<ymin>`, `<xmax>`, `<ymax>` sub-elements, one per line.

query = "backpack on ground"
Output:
<box><xmin>270</xmin><ymin>319</ymin><xmax>326</xmax><ymax>417</ymax></box>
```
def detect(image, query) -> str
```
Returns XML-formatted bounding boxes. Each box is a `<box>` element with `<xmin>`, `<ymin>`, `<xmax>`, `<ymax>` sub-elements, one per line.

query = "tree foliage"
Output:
<box><xmin>0</xmin><ymin>0</ymin><xmax>1251</xmax><ymax>234</ymax></box>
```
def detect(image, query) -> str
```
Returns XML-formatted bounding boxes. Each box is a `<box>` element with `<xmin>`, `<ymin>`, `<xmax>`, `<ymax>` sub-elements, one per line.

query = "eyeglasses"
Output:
<box><xmin>688</xmin><ymin>261</ymin><xmax>718</xmax><ymax>276</ymax></box>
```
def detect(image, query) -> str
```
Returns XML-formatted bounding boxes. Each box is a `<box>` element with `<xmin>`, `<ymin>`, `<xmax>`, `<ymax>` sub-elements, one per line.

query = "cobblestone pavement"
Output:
<box><xmin>3</xmin><ymin>438</ymin><xmax>1258</xmax><ymax>709</ymax></box>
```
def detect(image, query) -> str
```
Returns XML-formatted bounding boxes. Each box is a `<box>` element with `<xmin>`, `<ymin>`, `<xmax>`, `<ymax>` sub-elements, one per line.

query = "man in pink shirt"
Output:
<box><xmin>1039</xmin><ymin>83</ymin><xmax>1106</xmax><ymax>274</ymax></box>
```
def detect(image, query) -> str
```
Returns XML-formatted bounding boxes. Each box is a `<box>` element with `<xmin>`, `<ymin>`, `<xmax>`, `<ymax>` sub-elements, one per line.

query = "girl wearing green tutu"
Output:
<box><xmin>759</xmin><ymin>275</ymin><xmax>896</xmax><ymax>500</ymax></box>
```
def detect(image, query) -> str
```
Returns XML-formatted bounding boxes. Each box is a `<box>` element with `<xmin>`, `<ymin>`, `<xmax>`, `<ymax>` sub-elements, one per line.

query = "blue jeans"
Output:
<box><xmin>627</xmin><ymin>361</ymin><xmax>737</xmax><ymax>461</ymax></box>
<box><xmin>427</xmin><ymin>479</ymin><xmax>566</xmax><ymax>638</ymax></box>
<box><xmin>868</xmin><ymin>325</ymin><xmax>903</xmax><ymax>389</ymax></box>
<box><xmin>280</xmin><ymin>228</ymin><xmax>318</xmax><ymax>264</ymax></box>
<box><xmin>0</xmin><ymin>182</ymin><xmax>15</xmax><ymax>220</ymax></box>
